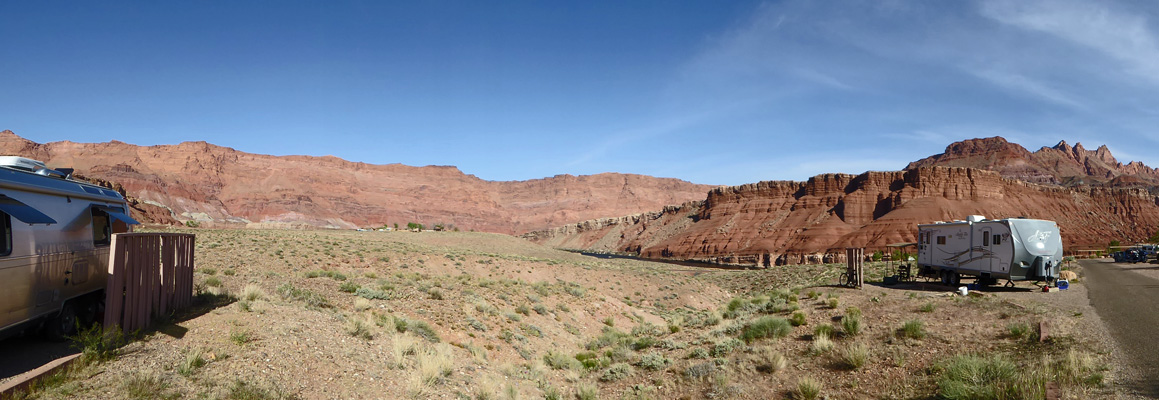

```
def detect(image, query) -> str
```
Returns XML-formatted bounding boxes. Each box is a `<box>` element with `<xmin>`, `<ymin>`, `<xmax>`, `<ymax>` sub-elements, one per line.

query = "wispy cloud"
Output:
<box><xmin>969</xmin><ymin>68</ymin><xmax>1086</xmax><ymax>109</ymax></box>
<box><xmin>981</xmin><ymin>0</ymin><xmax>1159</xmax><ymax>84</ymax></box>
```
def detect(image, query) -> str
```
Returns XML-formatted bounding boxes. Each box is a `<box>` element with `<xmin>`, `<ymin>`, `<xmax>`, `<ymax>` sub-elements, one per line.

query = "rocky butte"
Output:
<box><xmin>524</xmin><ymin>137</ymin><xmax>1159</xmax><ymax>265</ymax></box>
<box><xmin>0</xmin><ymin>130</ymin><xmax>713</xmax><ymax>234</ymax></box>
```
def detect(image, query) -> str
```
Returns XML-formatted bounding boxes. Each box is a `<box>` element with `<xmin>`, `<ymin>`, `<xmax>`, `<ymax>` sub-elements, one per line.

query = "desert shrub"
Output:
<box><xmin>71</xmin><ymin>323</ymin><xmax>126</xmax><ymax>364</ymax></box>
<box><xmin>241</xmin><ymin>285</ymin><xmax>265</xmax><ymax>302</ymax></box>
<box><xmin>753</xmin><ymin>346</ymin><xmax>787</xmax><ymax>373</ymax></box>
<box><xmin>827</xmin><ymin>297</ymin><xmax>839</xmax><ymax>309</ymax></box>
<box><xmin>794</xmin><ymin>377</ymin><xmax>822</xmax><ymax>400</ymax></box>
<box><xmin>936</xmin><ymin>355</ymin><xmax>1021</xmax><ymax>400</ymax></box>
<box><xmin>575</xmin><ymin>351</ymin><xmax>609</xmax><ymax>370</ymax></box>
<box><xmin>901</xmin><ymin>320</ymin><xmax>925</xmax><ymax>339</ymax></box>
<box><xmin>683</xmin><ymin>362</ymin><xmax>716</xmax><ymax>380</ymax></box>
<box><xmin>466</xmin><ymin>317</ymin><xmax>488</xmax><ymax>332</ymax></box>
<box><xmin>355</xmin><ymin>287</ymin><xmax>393</xmax><ymax>300</ymax></box>
<box><xmin>790</xmin><ymin>311</ymin><xmax>807</xmax><ymax>327</ymax></box>
<box><xmin>204</xmin><ymin>277</ymin><xmax>222</xmax><ymax>288</ymax></box>
<box><xmin>305</xmin><ymin>270</ymin><xmax>347</xmax><ymax>281</ymax></box>
<box><xmin>635</xmin><ymin>352</ymin><xmax>671</xmax><ymax>371</ymax></box>
<box><xmin>810</xmin><ymin>332</ymin><xmax>833</xmax><ymax>355</ymax></box>
<box><xmin>740</xmin><ymin>317</ymin><xmax>792</xmax><ymax>343</ymax></box>
<box><xmin>575</xmin><ymin>384</ymin><xmax>599</xmax><ymax>400</ymax></box>
<box><xmin>842</xmin><ymin>311</ymin><xmax>862</xmax><ymax>337</ymax></box>
<box><xmin>837</xmin><ymin>343</ymin><xmax>869</xmax><ymax>370</ymax></box>
<box><xmin>631</xmin><ymin>336</ymin><xmax>657</xmax><ymax>350</ymax></box>
<box><xmin>586</xmin><ymin>327</ymin><xmax>631</xmax><ymax>351</ymax></box>
<box><xmin>687</xmin><ymin>347</ymin><xmax>710</xmax><ymax>359</ymax></box>
<box><xmin>339</xmin><ymin>282</ymin><xmax>359</xmax><ymax>293</ymax></box>
<box><xmin>515</xmin><ymin>304</ymin><xmax>530</xmax><ymax>315</ymax></box>
<box><xmin>544</xmin><ymin>351</ymin><xmax>582</xmax><ymax>370</ymax></box>
<box><xmin>199</xmin><ymin>268</ymin><xmax>217</xmax><ymax>275</ymax></box>
<box><xmin>347</xmin><ymin>318</ymin><xmax>373</xmax><ymax>340</ymax></box>
<box><xmin>919</xmin><ymin>302</ymin><xmax>936</xmax><ymax>313</ymax></box>
<box><xmin>532</xmin><ymin>304</ymin><xmax>548</xmax><ymax>315</ymax></box>
<box><xmin>276</xmin><ymin>283</ymin><xmax>331</xmax><ymax>309</ymax></box>
<box><xmin>813</xmin><ymin>324</ymin><xmax>835</xmax><ymax>338</ymax></box>
<box><xmin>1006</xmin><ymin>322</ymin><xmax>1030</xmax><ymax>339</ymax></box>
<box><xmin>394</xmin><ymin>317</ymin><xmax>440</xmax><ymax>343</ymax></box>
<box><xmin>175</xmin><ymin>348</ymin><xmax>206</xmax><ymax>377</ymax></box>
<box><xmin>599</xmin><ymin>363</ymin><xmax>633</xmax><ymax>382</ymax></box>
<box><xmin>711</xmin><ymin>338</ymin><xmax>744</xmax><ymax>357</ymax></box>
<box><xmin>427</xmin><ymin>288</ymin><xmax>444</xmax><ymax>300</ymax></box>
<box><xmin>354</xmin><ymin>298</ymin><xmax>372</xmax><ymax>312</ymax></box>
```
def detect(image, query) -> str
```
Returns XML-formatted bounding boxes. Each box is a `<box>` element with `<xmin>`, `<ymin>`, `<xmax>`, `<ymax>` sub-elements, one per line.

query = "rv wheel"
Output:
<box><xmin>950</xmin><ymin>273</ymin><xmax>961</xmax><ymax>287</ymax></box>
<box><xmin>44</xmin><ymin>303</ymin><xmax>78</xmax><ymax>341</ymax></box>
<box><xmin>940</xmin><ymin>270</ymin><xmax>951</xmax><ymax>285</ymax></box>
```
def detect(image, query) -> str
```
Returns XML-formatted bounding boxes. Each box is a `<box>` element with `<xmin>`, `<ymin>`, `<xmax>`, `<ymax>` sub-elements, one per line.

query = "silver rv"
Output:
<box><xmin>0</xmin><ymin>157</ymin><xmax>139</xmax><ymax>340</ymax></box>
<box><xmin>917</xmin><ymin>215</ymin><xmax>1062</xmax><ymax>287</ymax></box>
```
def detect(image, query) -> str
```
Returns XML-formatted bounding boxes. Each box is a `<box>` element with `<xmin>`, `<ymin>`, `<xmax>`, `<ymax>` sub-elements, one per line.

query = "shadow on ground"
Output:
<box><xmin>0</xmin><ymin>291</ymin><xmax>233</xmax><ymax>383</ymax></box>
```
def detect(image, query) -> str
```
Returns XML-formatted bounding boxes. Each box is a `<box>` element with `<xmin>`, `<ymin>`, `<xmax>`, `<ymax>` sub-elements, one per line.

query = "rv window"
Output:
<box><xmin>91</xmin><ymin>208</ymin><xmax>111</xmax><ymax>246</ymax></box>
<box><xmin>936</xmin><ymin>236</ymin><xmax>946</xmax><ymax>245</ymax></box>
<box><xmin>993</xmin><ymin>234</ymin><xmax>1001</xmax><ymax>245</ymax></box>
<box><xmin>0</xmin><ymin>213</ymin><xmax>10</xmax><ymax>256</ymax></box>
<box><xmin>983</xmin><ymin>231</ymin><xmax>990</xmax><ymax>245</ymax></box>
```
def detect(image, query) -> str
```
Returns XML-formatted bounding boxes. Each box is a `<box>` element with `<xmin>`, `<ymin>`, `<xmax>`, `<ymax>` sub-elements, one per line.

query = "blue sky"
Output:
<box><xmin>3</xmin><ymin>0</ymin><xmax>1159</xmax><ymax>186</ymax></box>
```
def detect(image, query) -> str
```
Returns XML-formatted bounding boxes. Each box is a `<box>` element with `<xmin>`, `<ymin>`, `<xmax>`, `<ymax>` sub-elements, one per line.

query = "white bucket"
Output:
<box><xmin>958</xmin><ymin>286</ymin><xmax>968</xmax><ymax>296</ymax></box>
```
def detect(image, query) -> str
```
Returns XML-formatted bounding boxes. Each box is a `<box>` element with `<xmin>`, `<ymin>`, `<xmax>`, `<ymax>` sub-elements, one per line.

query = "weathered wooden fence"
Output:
<box><xmin>103</xmin><ymin>233</ymin><xmax>196</xmax><ymax>334</ymax></box>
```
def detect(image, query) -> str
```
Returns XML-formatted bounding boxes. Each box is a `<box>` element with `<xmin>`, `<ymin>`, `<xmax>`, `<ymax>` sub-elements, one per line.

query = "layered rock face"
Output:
<box><xmin>0</xmin><ymin>131</ymin><xmax>712</xmax><ymax>234</ymax></box>
<box><xmin>907</xmin><ymin>137</ymin><xmax>1159</xmax><ymax>186</ymax></box>
<box><xmin>526</xmin><ymin>166</ymin><xmax>1159</xmax><ymax>265</ymax></box>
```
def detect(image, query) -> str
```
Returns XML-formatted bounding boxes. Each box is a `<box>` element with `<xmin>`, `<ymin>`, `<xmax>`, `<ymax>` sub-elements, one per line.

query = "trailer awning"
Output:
<box><xmin>0</xmin><ymin>195</ymin><xmax>57</xmax><ymax>224</ymax></box>
<box><xmin>94</xmin><ymin>205</ymin><xmax>141</xmax><ymax>225</ymax></box>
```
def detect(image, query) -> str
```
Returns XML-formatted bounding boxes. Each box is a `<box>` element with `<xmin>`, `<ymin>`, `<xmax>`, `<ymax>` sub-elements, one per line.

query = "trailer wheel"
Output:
<box><xmin>44</xmin><ymin>302</ymin><xmax>79</xmax><ymax>341</ymax></box>
<box><xmin>940</xmin><ymin>270</ymin><xmax>951</xmax><ymax>285</ymax></box>
<box><xmin>950</xmin><ymin>273</ymin><xmax>961</xmax><ymax>287</ymax></box>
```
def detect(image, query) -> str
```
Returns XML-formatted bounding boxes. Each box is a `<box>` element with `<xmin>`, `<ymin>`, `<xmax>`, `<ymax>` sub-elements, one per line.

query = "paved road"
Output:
<box><xmin>1081</xmin><ymin>259</ymin><xmax>1159</xmax><ymax>397</ymax></box>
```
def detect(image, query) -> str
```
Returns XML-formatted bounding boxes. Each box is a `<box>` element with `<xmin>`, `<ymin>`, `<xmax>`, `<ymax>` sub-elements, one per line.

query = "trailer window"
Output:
<box><xmin>993</xmin><ymin>234</ymin><xmax>1001</xmax><ymax>245</ymax></box>
<box><xmin>92</xmin><ymin>208</ymin><xmax>111</xmax><ymax>246</ymax></box>
<box><xmin>983</xmin><ymin>231</ymin><xmax>990</xmax><ymax>246</ymax></box>
<box><xmin>936</xmin><ymin>236</ymin><xmax>946</xmax><ymax>245</ymax></box>
<box><xmin>0</xmin><ymin>213</ymin><xmax>10</xmax><ymax>256</ymax></box>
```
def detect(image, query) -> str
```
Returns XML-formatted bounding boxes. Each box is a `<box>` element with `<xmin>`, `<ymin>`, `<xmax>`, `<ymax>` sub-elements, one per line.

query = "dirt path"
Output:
<box><xmin>1081</xmin><ymin>259</ymin><xmax>1159</xmax><ymax>397</ymax></box>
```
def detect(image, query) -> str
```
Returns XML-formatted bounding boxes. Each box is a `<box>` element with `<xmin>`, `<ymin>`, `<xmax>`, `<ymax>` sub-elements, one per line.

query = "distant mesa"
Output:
<box><xmin>0</xmin><ymin>130</ymin><xmax>712</xmax><ymax>234</ymax></box>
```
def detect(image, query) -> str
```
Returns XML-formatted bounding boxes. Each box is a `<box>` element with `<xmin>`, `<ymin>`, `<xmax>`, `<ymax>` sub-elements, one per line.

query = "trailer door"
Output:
<box><xmin>980</xmin><ymin>227</ymin><xmax>993</xmax><ymax>273</ymax></box>
<box><xmin>918</xmin><ymin>229</ymin><xmax>931</xmax><ymax>266</ymax></box>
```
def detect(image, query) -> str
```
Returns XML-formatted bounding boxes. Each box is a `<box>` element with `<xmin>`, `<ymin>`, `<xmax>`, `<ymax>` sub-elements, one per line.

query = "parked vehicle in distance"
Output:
<box><xmin>916</xmin><ymin>215</ymin><xmax>1062</xmax><ymax>287</ymax></box>
<box><xmin>0</xmin><ymin>157</ymin><xmax>138</xmax><ymax>341</ymax></box>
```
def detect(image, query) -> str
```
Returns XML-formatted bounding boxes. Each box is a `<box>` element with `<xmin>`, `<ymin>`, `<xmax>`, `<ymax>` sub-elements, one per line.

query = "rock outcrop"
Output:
<box><xmin>0</xmin><ymin>130</ymin><xmax>712</xmax><ymax>233</ymax></box>
<box><xmin>527</xmin><ymin>165</ymin><xmax>1159</xmax><ymax>265</ymax></box>
<box><xmin>907</xmin><ymin>137</ymin><xmax>1159</xmax><ymax>186</ymax></box>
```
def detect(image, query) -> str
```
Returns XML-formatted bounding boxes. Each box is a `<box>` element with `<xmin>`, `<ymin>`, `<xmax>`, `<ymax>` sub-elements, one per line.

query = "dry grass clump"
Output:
<box><xmin>752</xmin><ymin>346</ymin><xmax>787</xmax><ymax>373</ymax></box>
<box><xmin>900</xmin><ymin>320</ymin><xmax>926</xmax><ymax>339</ymax></box>
<box><xmin>242</xmin><ymin>284</ymin><xmax>266</xmax><ymax>301</ymax></box>
<box><xmin>836</xmin><ymin>342</ymin><xmax>869</xmax><ymax>370</ymax></box>
<box><xmin>810</xmin><ymin>332</ymin><xmax>834</xmax><ymax>355</ymax></box>
<box><xmin>392</xmin><ymin>334</ymin><xmax>420</xmax><ymax>368</ymax></box>
<box><xmin>793</xmin><ymin>377</ymin><xmax>822</xmax><ymax>400</ymax></box>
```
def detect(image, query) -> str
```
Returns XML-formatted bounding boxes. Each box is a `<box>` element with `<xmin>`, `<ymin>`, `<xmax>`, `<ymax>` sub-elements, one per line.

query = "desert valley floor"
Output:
<box><xmin>1</xmin><ymin>228</ymin><xmax>1136</xmax><ymax>400</ymax></box>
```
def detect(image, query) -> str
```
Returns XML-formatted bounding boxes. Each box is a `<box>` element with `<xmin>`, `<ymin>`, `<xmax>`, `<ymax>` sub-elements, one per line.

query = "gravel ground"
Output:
<box><xmin>1081</xmin><ymin>258</ymin><xmax>1159</xmax><ymax>399</ymax></box>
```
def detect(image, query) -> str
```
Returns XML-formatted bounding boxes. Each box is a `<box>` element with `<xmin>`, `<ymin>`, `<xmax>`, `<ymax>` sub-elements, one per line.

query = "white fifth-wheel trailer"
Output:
<box><xmin>916</xmin><ymin>215</ymin><xmax>1062</xmax><ymax>287</ymax></box>
<box><xmin>0</xmin><ymin>157</ymin><xmax>139</xmax><ymax>341</ymax></box>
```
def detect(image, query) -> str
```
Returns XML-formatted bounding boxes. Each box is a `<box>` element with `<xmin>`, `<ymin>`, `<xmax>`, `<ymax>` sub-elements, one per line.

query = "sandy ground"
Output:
<box><xmin>0</xmin><ymin>230</ymin><xmax>1129</xmax><ymax>399</ymax></box>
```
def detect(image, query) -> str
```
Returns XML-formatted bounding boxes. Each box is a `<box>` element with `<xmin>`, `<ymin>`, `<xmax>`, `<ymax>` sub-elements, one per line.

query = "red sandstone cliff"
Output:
<box><xmin>907</xmin><ymin>137</ymin><xmax>1159</xmax><ymax>186</ymax></box>
<box><xmin>526</xmin><ymin>138</ymin><xmax>1159</xmax><ymax>265</ymax></box>
<box><xmin>0</xmin><ymin>130</ymin><xmax>712</xmax><ymax>233</ymax></box>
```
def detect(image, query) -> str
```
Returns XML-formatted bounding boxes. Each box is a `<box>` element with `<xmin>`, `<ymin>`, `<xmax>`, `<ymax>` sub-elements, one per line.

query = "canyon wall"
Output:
<box><xmin>0</xmin><ymin>130</ymin><xmax>712</xmax><ymax>234</ymax></box>
<box><xmin>525</xmin><ymin>167</ymin><xmax>1159</xmax><ymax>265</ymax></box>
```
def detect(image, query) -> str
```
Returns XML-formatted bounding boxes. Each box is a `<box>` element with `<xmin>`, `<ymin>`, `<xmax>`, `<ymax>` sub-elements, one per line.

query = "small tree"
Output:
<box><xmin>393</xmin><ymin>223</ymin><xmax>399</xmax><ymax>230</ymax></box>
<box><xmin>871</xmin><ymin>251</ymin><xmax>883</xmax><ymax>262</ymax></box>
<box><xmin>406</xmin><ymin>222</ymin><xmax>424</xmax><ymax>231</ymax></box>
